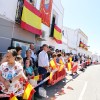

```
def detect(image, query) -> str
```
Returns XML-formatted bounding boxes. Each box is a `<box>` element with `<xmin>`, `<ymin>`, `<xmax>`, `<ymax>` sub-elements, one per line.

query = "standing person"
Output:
<box><xmin>34</xmin><ymin>44</ymin><xmax>50</xmax><ymax>98</ymax></box>
<box><xmin>29</xmin><ymin>44</ymin><xmax>37</xmax><ymax>62</ymax></box>
<box><xmin>23</xmin><ymin>50</ymin><xmax>35</xmax><ymax>69</ymax></box>
<box><xmin>38</xmin><ymin>44</ymin><xmax>51</xmax><ymax>85</ymax></box>
<box><xmin>16</xmin><ymin>46</ymin><xmax>23</xmax><ymax>65</ymax></box>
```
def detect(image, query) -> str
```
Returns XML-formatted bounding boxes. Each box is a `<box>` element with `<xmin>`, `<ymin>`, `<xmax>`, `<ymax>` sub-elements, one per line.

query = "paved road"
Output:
<box><xmin>35</xmin><ymin>64</ymin><xmax>100</xmax><ymax>100</ymax></box>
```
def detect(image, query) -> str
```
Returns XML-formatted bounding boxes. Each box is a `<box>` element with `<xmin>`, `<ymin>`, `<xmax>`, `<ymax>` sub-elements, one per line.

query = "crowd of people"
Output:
<box><xmin>0</xmin><ymin>43</ymin><xmax>92</xmax><ymax>99</ymax></box>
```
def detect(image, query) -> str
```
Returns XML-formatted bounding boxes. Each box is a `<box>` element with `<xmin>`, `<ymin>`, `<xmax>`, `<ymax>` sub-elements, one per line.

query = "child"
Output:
<box><xmin>25</xmin><ymin>59</ymin><xmax>34</xmax><ymax>79</ymax></box>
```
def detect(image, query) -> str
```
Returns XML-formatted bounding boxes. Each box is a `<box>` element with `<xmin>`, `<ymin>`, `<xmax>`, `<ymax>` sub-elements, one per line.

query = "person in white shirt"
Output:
<box><xmin>38</xmin><ymin>44</ymin><xmax>50</xmax><ymax>85</ymax></box>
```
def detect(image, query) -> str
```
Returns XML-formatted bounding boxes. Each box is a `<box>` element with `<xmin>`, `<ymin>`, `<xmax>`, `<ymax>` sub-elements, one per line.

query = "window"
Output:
<box><xmin>62</xmin><ymin>30</ymin><xmax>64</xmax><ymax>36</ymax></box>
<box><xmin>15</xmin><ymin>0</ymin><xmax>24</xmax><ymax>24</ymax></box>
<box><xmin>50</xmin><ymin>16</ymin><xmax>56</xmax><ymax>37</ymax></box>
<box><xmin>29</xmin><ymin>0</ymin><xmax>37</xmax><ymax>7</ymax></box>
<box><xmin>11</xmin><ymin>39</ymin><xmax>33</xmax><ymax>58</ymax></box>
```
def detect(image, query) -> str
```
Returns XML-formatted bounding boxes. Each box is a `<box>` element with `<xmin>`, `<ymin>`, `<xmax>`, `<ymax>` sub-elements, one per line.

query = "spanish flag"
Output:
<box><xmin>40</xmin><ymin>0</ymin><xmax>53</xmax><ymax>27</ymax></box>
<box><xmin>49</xmin><ymin>72</ymin><xmax>53</xmax><ymax>81</ymax></box>
<box><xmin>32</xmin><ymin>75</ymin><xmax>42</xmax><ymax>81</ymax></box>
<box><xmin>79</xmin><ymin>41</ymin><xmax>84</xmax><ymax>48</ymax></box>
<box><xmin>9</xmin><ymin>93</ymin><xmax>18</xmax><ymax>100</ymax></box>
<box><xmin>59</xmin><ymin>64</ymin><xmax>64</xmax><ymax>72</ymax></box>
<box><xmin>21</xmin><ymin>0</ymin><xmax>42</xmax><ymax>35</ymax></box>
<box><xmin>23</xmin><ymin>82</ymin><xmax>35</xmax><ymax>100</ymax></box>
<box><xmin>67</xmin><ymin>63</ymin><xmax>72</xmax><ymax>71</ymax></box>
<box><xmin>54</xmin><ymin>25</ymin><xmax>62</xmax><ymax>44</ymax></box>
<box><xmin>50</xmin><ymin>60</ymin><xmax>57</xmax><ymax>70</ymax></box>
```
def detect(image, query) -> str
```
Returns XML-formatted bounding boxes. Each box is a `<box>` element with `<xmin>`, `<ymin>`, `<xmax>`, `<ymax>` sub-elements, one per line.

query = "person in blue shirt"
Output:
<box><xmin>25</xmin><ymin>59</ymin><xmax>34</xmax><ymax>79</ymax></box>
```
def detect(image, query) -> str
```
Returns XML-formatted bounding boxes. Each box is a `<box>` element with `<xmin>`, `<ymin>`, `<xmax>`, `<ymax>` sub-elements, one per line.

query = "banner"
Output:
<box><xmin>21</xmin><ymin>0</ymin><xmax>42</xmax><ymax>35</ymax></box>
<box><xmin>54</xmin><ymin>25</ymin><xmax>62</xmax><ymax>44</ymax></box>
<box><xmin>40</xmin><ymin>0</ymin><xmax>53</xmax><ymax>27</ymax></box>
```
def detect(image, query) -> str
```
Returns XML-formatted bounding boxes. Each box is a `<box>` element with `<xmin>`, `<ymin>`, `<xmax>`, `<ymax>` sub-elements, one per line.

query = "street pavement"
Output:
<box><xmin>35</xmin><ymin>64</ymin><xmax>100</xmax><ymax>100</ymax></box>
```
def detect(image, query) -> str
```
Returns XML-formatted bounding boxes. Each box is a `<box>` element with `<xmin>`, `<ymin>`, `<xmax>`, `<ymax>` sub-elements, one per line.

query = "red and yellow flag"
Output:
<box><xmin>9</xmin><ymin>93</ymin><xmax>18</xmax><ymax>100</ymax></box>
<box><xmin>79</xmin><ymin>41</ymin><xmax>84</xmax><ymax>48</ymax></box>
<box><xmin>67</xmin><ymin>63</ymin><xmax>72</xmax><ymax>71</ymax></box>
<box><xmin>59</xmin><ymin>64</ymin><xmax>64</xmax><ymax>72</ymax></box>
<box><xmin>40</xmin><ymin>0</ymin><xmax>53</xmax><ymax>27</ymax></box>
<box><xmin>54</xmin><ymin>25</ymin><xmax>62</xmax><ymax>44</ymax></box>
<box><xmin>50</xmin><ymin>59</ymin><xmax>57</xmax><ymax>70</ymax></box>
<box><xmin>32</xmin><ymin>75</ymin><xmax>42</xmax><ymax>81</ymax></box>
<box><xmin>49</xmin><ymin>72</ymin><xmax>53</xmax><ymax>81</ymax></box>
<box><xmin>23</xmin><ymin>82</ymin><xmax>35</xmax><ymax>100</ymax></box>
<box><xmin>21</xmin><ymin>0</ymin><xmax>42</xmax><ymax>35</ymax></box>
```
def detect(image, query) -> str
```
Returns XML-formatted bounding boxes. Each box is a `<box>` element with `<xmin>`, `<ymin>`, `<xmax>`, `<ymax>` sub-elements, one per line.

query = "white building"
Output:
<box><xmin>0</xmin><ymin>0</ymin><xmax>64</xmax><ymax>55</ymax></box>
<box><xmin>62</xmin><ymin>27</ymin><xmax>90</xmax><ymax>55</ymax></box>
<box><xmin>62</xmin><ymin>27</ymin><xmax>78</xmax><ymax>54</ymax></box>
<box><xmin>92</xmin><ymin>53</ymin><xmax>100</xmax><ymax>62</ymax></box>
<box><xmin>76</xmin><ymin>29</ymin><xmax>89</xmax><ymax>56</ymax></box>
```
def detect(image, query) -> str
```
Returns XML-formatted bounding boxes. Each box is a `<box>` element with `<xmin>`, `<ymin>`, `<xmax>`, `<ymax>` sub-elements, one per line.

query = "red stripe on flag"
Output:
<box><xmin>24</xmin><ymin>81</ymin><xmax>29</xmax><ymax>90</ymax></box>
<box><xmin>21</xmin><ymin>21</ymin><xmax>42</xmax><ymax>35</ymax></box>
<box><xmin>54</xmin><ymin>25</ymin><xmax>62</xmax><ymax>33</ymax></box>
<box><xmin>54</xmin><ymin>37</ymin><xmax>62</xmax><ymax>44</ymax></box>
<box><xmin>28</xmin><ymin>89</ymin><xmax>35</xmax><ymax>100</ymax></box>
<box><xmin>24</xmin><ymin>0</ymin><xmax>41</xmax><ymax>18</ymax></box>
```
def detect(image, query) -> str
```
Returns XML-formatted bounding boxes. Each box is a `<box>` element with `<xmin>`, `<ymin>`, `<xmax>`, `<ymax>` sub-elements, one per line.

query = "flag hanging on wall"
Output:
<box><xmin>40</xmin><ymin>0</ymin><xmax>53</xmax><ymax>27</ymax></box>
<box><xmin>21</xmin><ymin>0</ymin><xmax>42</xmax><ymax>35</ymax></box>
<box><xmin>54</xmin><ymin>25</ymin><xmax>62</xmax><ymax>44</ymax></box>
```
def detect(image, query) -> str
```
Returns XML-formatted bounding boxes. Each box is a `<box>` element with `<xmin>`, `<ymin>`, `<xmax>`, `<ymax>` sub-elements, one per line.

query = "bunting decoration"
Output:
<box><xmin>21</xmin><ymin>0</ymin><xmax>42</xmax><ymax>35</ymax></box>
<box><xmin>23</xmin><ymin>82</ymin><xmax>35</xmax><ymax>100</ymax></box>
<box><xmin>54</xmin><ymin>25</ymin><xmax>62</xmax><ymax>44</ymax></box>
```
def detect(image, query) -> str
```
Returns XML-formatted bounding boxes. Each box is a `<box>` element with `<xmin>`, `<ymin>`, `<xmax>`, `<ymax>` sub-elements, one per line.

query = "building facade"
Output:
<box><xmin>0</xmin><ymin>0</ymin><xmax>64</xmax><ymax>56</ymax></box>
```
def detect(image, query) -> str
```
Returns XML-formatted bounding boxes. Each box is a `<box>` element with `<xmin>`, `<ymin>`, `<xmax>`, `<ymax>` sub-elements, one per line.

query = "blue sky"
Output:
<box><xmin>61</xmin><ymin>0</ymin><xmax>100</xmax><ymax>54</ymax></box>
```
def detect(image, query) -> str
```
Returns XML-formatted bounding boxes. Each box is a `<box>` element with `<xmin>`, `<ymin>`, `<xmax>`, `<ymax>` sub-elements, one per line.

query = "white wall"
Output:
<box><xmin>51</xmin><ymin>0</ymin><xmax>64</xmax><ymax>29</ymax></box>
<box><xmin>76</xmin><ymin>29</ymin><xmax>89</xmax><ymax>55</ymax></box>
<box><xmin>0</xmin><ymin>0</ymin><xmax>18</xmax><ymax>21</ymax></box>
<box><xmin>76</xmin><ymin>29</ymin><xmax>88</xmax><ymax>47</ymax></box>
<box><xmin>62</xmin><ymin>27</ymin><xmax>77</xmax><ymax>53</ymax></box>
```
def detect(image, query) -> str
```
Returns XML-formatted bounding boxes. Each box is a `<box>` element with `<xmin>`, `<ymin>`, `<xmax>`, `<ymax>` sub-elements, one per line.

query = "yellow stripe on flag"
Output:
<box><xmin>50</xmin><ymin>60</ymin><xmax>56</xmax><ymax>69</ymax></box>
<box><xmin>49</xmin><ymin>72</ymin><xmax>53</xmax><ymax>80</ymax></box>
<box><xmin>69</xmin><ymin>58</ymin><xmax>72</xmax><ymax>62</ymax></box>
<box><xmin>10</xmin><ymin>96</ymin><xmax>18</xmax><ymax>100</ymax></box>
<box><xmin>54</xmin><ymin>29</ymin><xmax>62</xmax><ymax>41</ymax></box>
<box><xmin>23</xmin><ymin>83</ymin><xmax>33</xmax><ymax>99</ymax></box>
<box><xmin>9</xmin><ymin>94</ymin><xmax>18</xmax><ymax>100</ymax></box>
<box><xmin>59</xmin><ymin>59</ymin><xmax>64</xmax><ymax>64</ymax></box>
<box><xmin>68</xmin><ymin>63</ymin><xmax>72</xmax><ymax>71</ymax></box>
<box><xmin>59</xmin><ymin>64</ymin><xmax>64</xmax><ymax>71</ymax></box>
<box><xmin>34</xmin><ymin>75</ymin><xmax>39</xmax><ymax>81</ymax></box>
<box><xmin>21</xmin><ymin>6</ymin><xmax>41</xmax><ymax>30</ymax></box>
